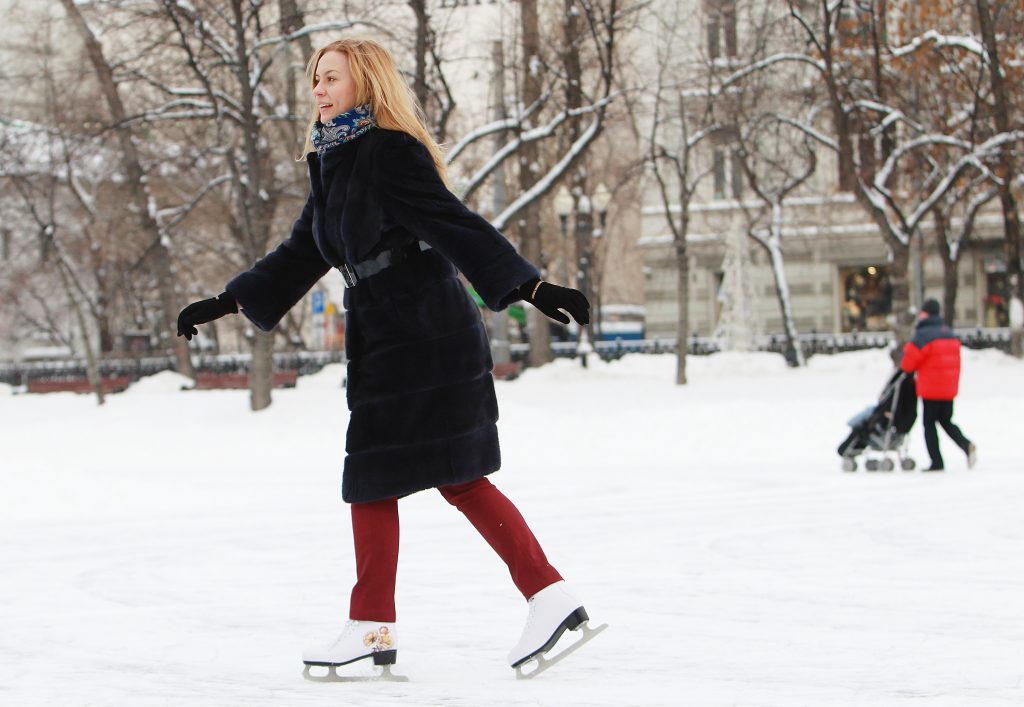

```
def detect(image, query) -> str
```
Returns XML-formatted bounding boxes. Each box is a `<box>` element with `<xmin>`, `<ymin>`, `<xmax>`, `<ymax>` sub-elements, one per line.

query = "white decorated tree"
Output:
<box><xmin>712</xmin><ymin>226</ymin><xmax>760</xmax><ymax>352</ymax></box>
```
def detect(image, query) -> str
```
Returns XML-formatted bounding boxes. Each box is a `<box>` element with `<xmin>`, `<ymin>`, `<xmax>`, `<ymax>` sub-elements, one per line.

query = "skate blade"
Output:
<box><xmin>302</xmin><ymin>663</ymin><xmax>409</xmax><ymax>683</ymax></box>
<box><xmin>514</xmin><ymin>620</ymin><xmax>608</xmax><ymax>680</ymax></box>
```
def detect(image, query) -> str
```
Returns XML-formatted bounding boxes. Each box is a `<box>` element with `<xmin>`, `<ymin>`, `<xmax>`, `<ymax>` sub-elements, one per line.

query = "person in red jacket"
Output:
<box><xmin>900</xmin><ymin>299</ymin><xmax>977</xmax><ymax>471</ymax></box>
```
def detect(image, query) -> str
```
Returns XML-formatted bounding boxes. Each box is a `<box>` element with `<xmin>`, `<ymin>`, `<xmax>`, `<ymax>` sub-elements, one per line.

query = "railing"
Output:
<box><xmin>0</xmin><ymin>328</ymin><xmax>1012</xmax><ymax>386</ymax></box>
<box><xmin>0</xmin><ymin>350</ymin><xmax>344</xmax><ymax>387</ymax></box>
<box><xmin>510</xmin><ymin>327</ymin><xmax>1012</xmax><ymax>363</ymax></box>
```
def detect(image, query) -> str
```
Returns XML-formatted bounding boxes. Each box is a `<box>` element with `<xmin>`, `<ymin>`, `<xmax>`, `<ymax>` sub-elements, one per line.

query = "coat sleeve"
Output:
<box><xmin>225</xmin><ymin>192</ymin><xmax>331</xmax><ymax>332</ymax></box>
<box><xmin>374</xmin><ymin>132</ymin><xmax>539</xmax><ymax>311</ymax></box>
<box><xmin>900</xmin><ymin>341</ymin><xmax>924</xmax><ymax>373</ymax></box>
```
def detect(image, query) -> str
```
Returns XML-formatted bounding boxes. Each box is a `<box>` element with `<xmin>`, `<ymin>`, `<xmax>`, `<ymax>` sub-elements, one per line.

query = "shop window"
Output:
<box><xmin>984</xmin><ymin>271</ymin><xmax>1010</xmax><ymax>327</ymax></box>
<box><xmin>839</xmin><ymin>265</ymin><xmax>892</xmax><ymax>332</ymax></box>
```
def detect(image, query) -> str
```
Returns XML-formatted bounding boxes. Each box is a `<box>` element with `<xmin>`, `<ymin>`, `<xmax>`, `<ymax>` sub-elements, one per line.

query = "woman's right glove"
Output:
<box><xmin>176</xmin><ymin>291</ymin><xmax>238</xmax><ymax>340</ymax></box>
<box><xmin>519</xmin><ymin>279</ymin><xmax>591</xmax><ymax>325</ymax></box>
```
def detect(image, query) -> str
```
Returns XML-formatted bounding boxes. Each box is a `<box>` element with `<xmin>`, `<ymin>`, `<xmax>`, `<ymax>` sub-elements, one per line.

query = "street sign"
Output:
<box><xmin>311</xmin><ymin>291</ymin><xmax>325</xmax><ymax>314</ymax></box>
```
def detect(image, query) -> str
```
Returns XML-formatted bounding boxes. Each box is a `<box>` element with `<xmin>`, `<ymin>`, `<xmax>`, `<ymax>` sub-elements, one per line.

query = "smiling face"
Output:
<box><xmin>312</xmin><ymin>50</ymin><xmax>359</xmax><ymax>122</ymax></box>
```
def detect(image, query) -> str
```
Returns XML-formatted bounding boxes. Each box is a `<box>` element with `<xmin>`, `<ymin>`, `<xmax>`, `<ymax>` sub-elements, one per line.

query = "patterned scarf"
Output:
<box><xmin>311</xmin><ymin>103</ymin><xmax>376</xmax><ymax>155</ymax></box>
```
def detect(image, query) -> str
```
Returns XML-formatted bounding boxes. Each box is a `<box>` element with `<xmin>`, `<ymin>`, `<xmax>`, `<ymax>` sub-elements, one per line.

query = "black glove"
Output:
<box><xmin>176</xmin><ymin>291</ymin><xmax>238</xmax><ymax>341</ymax></box>
<box><xmin>519</xmin><ymin>279</ymin><xmax>590</xmax><ymax>326</ymax></box>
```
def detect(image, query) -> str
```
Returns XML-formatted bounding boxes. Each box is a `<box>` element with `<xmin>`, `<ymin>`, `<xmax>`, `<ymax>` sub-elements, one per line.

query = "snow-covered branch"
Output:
<box><xmin>875</xmin><ymin>133</ymin><xmax>972</xmax><ymax>187</ymax></box>
<box><xmin>445</xmin><ymin>91</ymin><xmax>551</xmax><ymax>165</ymax></box>
<box><xmin>252</xmin><ymin>20</ymin><xmax>368</xmax><ymax>50</ymax></box>
<box><xmin>459</xmin><ymin>93</ymin><xmax>619</xmax><ymax>202</ymax></box>
<box><xmin>718</xmin><ymin>53</ymin><xmax>825</xmax><ymax>92</ymax></box>
<box><xmin>156</xmin><ymin>173</ymin><xmax>233</xmax><ymax>230</ymax></box>
<box><xmin>889</xmin><ymin>30</ymin><xmax>987</xmax><ymax>63</ymax></box>
<box><xmin>493</xmin><ymin>117</ymin><xmax>602</xmax><ymax>232</ymax></box>
<box><xmin>904</xmin><ymin>131</ymin><xmax>1024</xmax><ymax>230</ymax></box>
<box><xmin>853</xmin><ymin>99</ymin><xmax>924</xmax><ymax>135</ymax></box>
<box><xmin>771</xmin><ymin>114</ymin><xmax>839</xmax><ymax>152</ymax></box>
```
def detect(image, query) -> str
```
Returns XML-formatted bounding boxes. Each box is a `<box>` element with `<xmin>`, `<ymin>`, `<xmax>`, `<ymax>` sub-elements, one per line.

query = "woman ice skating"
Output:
<box><xmin>176</xmin><ymin>38</ymin><xmax>604</xmax><ymax>680</ymax></box>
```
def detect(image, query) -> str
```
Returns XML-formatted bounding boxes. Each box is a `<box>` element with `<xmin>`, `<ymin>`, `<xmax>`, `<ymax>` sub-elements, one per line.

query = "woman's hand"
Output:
<box><xmin>519</xmin><ymin>279</ymin><xmax>590</xmax><ymax>326</ymax></box>
<box><xmin>176</xmin><ymin>292</ymin><xmax>238</xmax><ymax>340</ymax></box>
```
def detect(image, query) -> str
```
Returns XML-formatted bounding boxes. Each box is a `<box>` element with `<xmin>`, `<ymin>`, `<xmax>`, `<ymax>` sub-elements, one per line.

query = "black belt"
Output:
<box><xmin>339</xmin><ymin>241</ymin><xmax>432</xmax><ymax>287</ymax></box>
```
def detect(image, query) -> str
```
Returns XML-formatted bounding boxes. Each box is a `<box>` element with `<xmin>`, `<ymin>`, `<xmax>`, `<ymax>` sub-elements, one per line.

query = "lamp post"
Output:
<box><xmin>554</xmin><ymin>186</ymin><xmax>573</xmax><ymax>288</ymax></box>
<box><xmin>553</xmin><ymin>183</ymin><xmax>612</xmax><ymax>367</ymax></box>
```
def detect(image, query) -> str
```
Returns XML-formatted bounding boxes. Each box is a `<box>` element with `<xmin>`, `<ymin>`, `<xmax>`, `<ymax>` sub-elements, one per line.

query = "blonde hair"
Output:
<box><xmin>301</xmin><ymin>38</ymin><xmax>448</xmax><ymax>184</ymax></box>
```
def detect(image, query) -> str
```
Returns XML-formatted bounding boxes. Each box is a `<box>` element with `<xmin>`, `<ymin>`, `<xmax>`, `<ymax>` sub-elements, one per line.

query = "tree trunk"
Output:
<box><xmin>409</xmin><ymin>0</ymin><xmax>430</xmax><ymax>112</ymax></box>
<box><xmin>489</xmin><ymin>41</ymin><xmax>511</xmax><ymax>366</ymax></box>
<box><xmin>278</xmin><ymin>0</ymin><xmax>314</xmax><ymax>144</ymax></box>
<box><xmin>249</xmin><ymin>329</ymin><xmax>274</xmax><ymax>411</ymax></box>
<box><xmin>888</xmin><ymin>244</ymin><xmax>913</xmax><ymax>364</ymax></box>
<box><xmin>57</xmin><ymin>260</ymin><xmax>105</xmax><ymax>405</ymax></box>
<box><xmin>933</xmin><ymin>210</ymin><xmax>959</xmax><ymax>328</ymax></box>
<box><xmin>768</xmin><ymin>202</ymin><xmax>804</xmax><ymax>366</ymax></box>
<box><xmin>675</xmin><ymin>240</ymin><xmax>688</xmax><ymax>385</ymax></box>
<box><xmin>976</xmin><ymin>0</ymin><xmax>1023</xmax><ymax>356</ymax></box>
<box><xmin>59</xmin><ymin>0</ymin><xmax>195</xmax><ymax>378</ymax></box>
<box><xmin>519</xmin><ymin>0</ymin><xmax>552</xmax><ymax>366</ymax></box>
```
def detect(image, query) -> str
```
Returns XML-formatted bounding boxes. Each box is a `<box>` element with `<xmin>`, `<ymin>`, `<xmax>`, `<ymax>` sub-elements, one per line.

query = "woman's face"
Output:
<box><xmin>313</xmin><ymin>50</ymin><xmax>358</xmax><ymax>122</ymax></box>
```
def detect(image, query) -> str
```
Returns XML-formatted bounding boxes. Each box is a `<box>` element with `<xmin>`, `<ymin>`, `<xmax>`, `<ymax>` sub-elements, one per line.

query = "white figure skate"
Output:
<box><xmin>508</xmin><ymin>581</ymin><xmax>607</xmax><ymax>679</ymax></box>
<box><xmin>302</xmin><ymin>620</ymin><xmax>408</xmax><ymax>682</ymax></box>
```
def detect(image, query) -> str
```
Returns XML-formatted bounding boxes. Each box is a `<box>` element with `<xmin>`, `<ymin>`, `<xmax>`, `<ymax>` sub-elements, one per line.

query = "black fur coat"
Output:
<box><xmin>226</xmin><ymin>128</ymin><xmax>539</xmax><ymax>502</ymax></box>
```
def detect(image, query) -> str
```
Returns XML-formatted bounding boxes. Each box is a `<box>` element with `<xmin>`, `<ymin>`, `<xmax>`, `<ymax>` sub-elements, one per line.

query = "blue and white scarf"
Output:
<box><xmin>311</xmin><ymin>103</ymin><xmax>376</xmax><ymax>155</ymax></box>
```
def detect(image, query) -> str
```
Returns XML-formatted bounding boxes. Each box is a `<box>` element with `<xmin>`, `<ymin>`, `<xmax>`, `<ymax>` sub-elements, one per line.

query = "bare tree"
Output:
<box><xmin>647</xmin><ymin>0</ymin><xmax>720</xmax><ymax>385</ymax></box>
<box><xmin>734</xmin><ymin>113</ymin><xmax>818</xmax><ymax>366</ymax></box>
<box><xmin>122</xmin><ymin>0</ymin><xmax>362</xmax><ymax>409</ymax></box>
<box><xmin>784</xmin><ymin>0</ymin><xmax>1023</xmax><ymax>349</ymax></box>
<box><xmin>59</xmin><ymin>0</ymin><xmax>196</xmax><ymax>379</ymax></box>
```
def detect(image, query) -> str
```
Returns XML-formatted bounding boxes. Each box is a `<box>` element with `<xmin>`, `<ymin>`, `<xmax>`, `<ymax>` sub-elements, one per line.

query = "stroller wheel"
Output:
<box><xmin>901</xmin><ymin>458</ymin><xmax>916</xmax><ymax>471</ymax></box>
<box><xmin>865</xmin><ymin>459</ymin><xmax>880</xmax><ymax>471</ymax></box>
<box><xmin>879</xmin><ymin>458</ymin><xmax>895</xmax><ymax>472</ymax></box>
<box><xmin>841</xmin><ymin>458</ymin><xmax>857</xmax><ymax>472</ymax></box>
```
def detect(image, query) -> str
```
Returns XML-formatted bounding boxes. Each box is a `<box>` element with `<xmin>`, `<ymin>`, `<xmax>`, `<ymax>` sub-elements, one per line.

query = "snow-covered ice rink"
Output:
<box><xmin>1</xmin><ymin>349</ymin><xmax>1022</xmax><ymax>706</ymax></box>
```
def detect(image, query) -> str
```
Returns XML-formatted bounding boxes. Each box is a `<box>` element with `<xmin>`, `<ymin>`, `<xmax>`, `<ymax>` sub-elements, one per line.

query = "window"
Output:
<box><xmin>706</xmin><ymin>0</ymin><xmax>737</xmax><ymax>59</ymax></box>
<box><xmin>840</xmin><ymin>265</ymin><xmax>892</xmax><ymax>332</ymax></box>
<box><xmin>984</xmin><ymin>265</ymin><xmax>1010</xmax><ymax>328</ymax></box>
<box><xmin>712</xmin><ymin>146</ymin><xmax>743</xmax><ymax>200</ymax></box>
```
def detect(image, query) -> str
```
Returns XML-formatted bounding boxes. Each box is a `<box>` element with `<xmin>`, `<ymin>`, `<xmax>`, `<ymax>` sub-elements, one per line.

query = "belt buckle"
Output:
<box><xmin>340</xmin><ymin>263</ymin><xmax>358</xmax><ymax>287</ymax></box>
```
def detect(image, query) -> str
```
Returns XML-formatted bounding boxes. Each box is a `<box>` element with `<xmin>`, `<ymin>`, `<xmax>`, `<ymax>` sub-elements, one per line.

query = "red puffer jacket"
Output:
<box><xmin>900</xmin><ymin>316</ymin><xmax>961</xmax><ymax>400</ymax></box>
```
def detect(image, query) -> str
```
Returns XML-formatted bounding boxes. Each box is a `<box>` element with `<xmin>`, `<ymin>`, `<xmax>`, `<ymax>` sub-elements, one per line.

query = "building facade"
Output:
<box><xmin>638</xmin><ymin>0</ymin><xmax>1011</xmax><ymax>341</ymax></box>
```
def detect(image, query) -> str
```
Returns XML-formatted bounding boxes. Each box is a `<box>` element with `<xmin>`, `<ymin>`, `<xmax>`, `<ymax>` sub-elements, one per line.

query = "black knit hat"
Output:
<box><xmin>921</xmin><ymin>299</ymin><xmax>941</xmax><ymax>316</ymax></box>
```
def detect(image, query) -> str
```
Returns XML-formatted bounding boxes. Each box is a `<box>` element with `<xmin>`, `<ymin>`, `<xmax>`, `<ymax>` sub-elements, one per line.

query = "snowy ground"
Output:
<box><xmin>1</xmin><ymin>349</ymin><xmax>1023</xmax><ymax>707</ymax></box>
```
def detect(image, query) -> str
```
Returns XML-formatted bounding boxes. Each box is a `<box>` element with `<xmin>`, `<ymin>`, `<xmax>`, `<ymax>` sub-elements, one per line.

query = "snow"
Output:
<box><xmin>2</xmin><ymin>349</ymin><xmax>1023</xmax><ymax>706</ymax></box>
<box><xmin>126</xmin><ymin>370</ymin><xmax>195</xmax><ymax>394</ymax></box>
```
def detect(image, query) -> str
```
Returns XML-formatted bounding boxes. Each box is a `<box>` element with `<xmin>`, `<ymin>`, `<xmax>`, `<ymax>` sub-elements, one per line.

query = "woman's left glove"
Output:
<box><xmin>519</xmin><ymin>279</ymin><xmax>590</xmax><ymax>325</ymax></box>
<box><xmin>176</xmin><ymin>291</ymin><xmax>238</xmax><ymax>340</ymax></box>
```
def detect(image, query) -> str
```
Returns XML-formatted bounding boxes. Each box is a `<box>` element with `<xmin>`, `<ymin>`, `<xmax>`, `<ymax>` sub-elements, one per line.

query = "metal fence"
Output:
<box><xmin>511</xmin><ymin>327</ymin><xmax>1012</xmax><ymax>363</ymax></box>
<box><xmin>0</xmin><ymin>350</ymin><xmax>344</xmax><ymax>387</ymax></box>
<box><xmin>0</xmin><ymin>328</ymin><xmax>1012</xmax><ymax>386</ymax></box>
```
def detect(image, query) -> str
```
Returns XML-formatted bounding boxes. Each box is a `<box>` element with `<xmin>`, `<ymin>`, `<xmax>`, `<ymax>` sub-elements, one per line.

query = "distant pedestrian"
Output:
<box><xmin>900</xmin><ymin>299</ymin><xmax>977</xmax><ymax>471</ymax></box>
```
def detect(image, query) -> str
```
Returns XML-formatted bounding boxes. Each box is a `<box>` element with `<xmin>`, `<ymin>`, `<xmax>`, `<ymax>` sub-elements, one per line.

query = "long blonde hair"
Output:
<box><xmin>301</xmin><ymin>38</ymin><xmax>447</xmax><ymax>183</ymax></box>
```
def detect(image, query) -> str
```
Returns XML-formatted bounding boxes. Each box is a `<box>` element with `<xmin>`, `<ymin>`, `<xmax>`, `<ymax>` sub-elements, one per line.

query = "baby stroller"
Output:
<box><xmin>837</xmin><ymin>369</ymin><xmax>917</xmax><ymax>471</ymax></box>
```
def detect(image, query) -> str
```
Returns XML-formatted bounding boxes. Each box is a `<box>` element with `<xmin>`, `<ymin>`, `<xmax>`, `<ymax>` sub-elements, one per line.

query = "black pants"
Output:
<box><xmin>922</xmin><ymin>399</ymin><xmax>971</xmax><ymax>469</ymax></box>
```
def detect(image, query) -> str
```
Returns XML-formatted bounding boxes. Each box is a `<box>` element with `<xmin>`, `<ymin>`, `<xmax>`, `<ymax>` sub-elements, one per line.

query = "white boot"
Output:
<box><xmin>508</xmin><ymin>581</ymin><xmax>589</xmax><ymax>667</ymax></box>
<box><xmin>303</xmin><ymin>620</ymin><xmax>397</xmax><ymax>667</ymax></box>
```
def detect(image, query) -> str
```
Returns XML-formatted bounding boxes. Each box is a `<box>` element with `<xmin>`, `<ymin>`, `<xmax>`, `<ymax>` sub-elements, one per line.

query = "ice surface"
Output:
<box><xmin>1</xmin><ymin>349</ymin><xmax>1022</xmax><ymax>706</ymax></box>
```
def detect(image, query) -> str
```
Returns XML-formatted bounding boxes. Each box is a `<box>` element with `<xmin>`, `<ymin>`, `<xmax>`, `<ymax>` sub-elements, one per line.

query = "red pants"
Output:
<box><xmin>349</xmin><ymin>477</ymin><xmax>563</xmax><ymax>622</ymax></box>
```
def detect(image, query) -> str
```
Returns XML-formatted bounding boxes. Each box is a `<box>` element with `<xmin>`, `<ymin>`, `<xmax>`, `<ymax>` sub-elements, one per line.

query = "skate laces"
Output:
<box><xmin>329</xmin><ymin>620</ymin><xmax>359</xmax><ymax>648</ymax></box>
<box><xmin>522</xmin><ymin>597</ymin><xmax>538</xmax><ymax>633</ymax></box>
